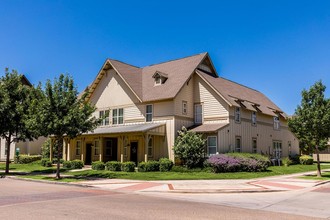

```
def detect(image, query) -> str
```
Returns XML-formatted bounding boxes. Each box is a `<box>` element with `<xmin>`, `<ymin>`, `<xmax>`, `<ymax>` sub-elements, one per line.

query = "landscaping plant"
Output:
<box><xmin>173</xmin><ymin>127</ymin><xmax>206</xmax><ymax>169</ymax></box>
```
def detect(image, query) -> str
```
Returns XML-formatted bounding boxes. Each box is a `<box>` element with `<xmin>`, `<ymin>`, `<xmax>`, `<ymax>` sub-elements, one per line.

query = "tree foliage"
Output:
<box><xmin>288</xmin><ymin>80</ymin><xmax>330</xmax><ymax>177</ymax></box>
<box><xmin>173</xmin><ymin>127</ymin><xmax>206</xmax><ymax>168</ymax></box>
<box><xmin>31</xmin><ymin>74</ymin><xmax>100</xmax><ymax>179</ymax></box>
<box><xmin>0</xmin><ymin>69</ymin><xmax>38</xmax><ymax>174</ymax></box>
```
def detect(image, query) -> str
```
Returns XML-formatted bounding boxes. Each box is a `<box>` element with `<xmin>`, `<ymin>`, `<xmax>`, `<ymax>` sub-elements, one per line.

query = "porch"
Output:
<box><xmin>53</xmin><ymin>123</ymin><xmax>167</xmax><ymax>165</ymax></box>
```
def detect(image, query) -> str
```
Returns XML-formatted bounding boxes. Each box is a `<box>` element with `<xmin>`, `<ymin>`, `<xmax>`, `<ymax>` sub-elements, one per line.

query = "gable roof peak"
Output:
<box><xmin>144</xmin><ymin>52</ymin><xmax>208</xmax><ymax>68</ymax></box>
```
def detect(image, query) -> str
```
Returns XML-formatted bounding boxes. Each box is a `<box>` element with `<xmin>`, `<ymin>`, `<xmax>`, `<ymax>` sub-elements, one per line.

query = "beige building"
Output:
<box><xmin>60</xmin><ymin>52</ymin><xmax>299</xmax><ymax>165</ymax></box>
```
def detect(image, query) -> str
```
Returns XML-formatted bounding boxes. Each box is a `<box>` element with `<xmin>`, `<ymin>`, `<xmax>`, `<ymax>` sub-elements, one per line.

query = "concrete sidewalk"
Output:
<box><xmin>73</xmin><ymin>170</ymin><xmax>330</xmax><ymax>194</ymax></box>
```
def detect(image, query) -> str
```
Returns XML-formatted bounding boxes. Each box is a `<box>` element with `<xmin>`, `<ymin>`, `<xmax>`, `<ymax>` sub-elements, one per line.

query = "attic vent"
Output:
<box><xmin>152</xmin><ymin>71</ymin><xmax>168</xmax><ymax>86</ymax></box>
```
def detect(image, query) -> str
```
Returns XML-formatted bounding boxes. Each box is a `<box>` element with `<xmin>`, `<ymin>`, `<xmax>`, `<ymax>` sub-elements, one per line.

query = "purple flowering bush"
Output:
<box><xmin>206</xmin><ymin>153</ymin><xmax>270</xmax><ymax>173</ymax></box>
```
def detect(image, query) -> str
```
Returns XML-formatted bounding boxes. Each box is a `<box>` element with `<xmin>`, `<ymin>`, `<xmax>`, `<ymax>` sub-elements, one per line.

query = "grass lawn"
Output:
<box><xmin>300</xmin><ymin>170</ymin><xmax>330</xmax><ymax>181</ymax></box>
<box><xmin>1</xmin><ymin>162</ymin><xmax>330</xmax><ymax>182</ymax></box>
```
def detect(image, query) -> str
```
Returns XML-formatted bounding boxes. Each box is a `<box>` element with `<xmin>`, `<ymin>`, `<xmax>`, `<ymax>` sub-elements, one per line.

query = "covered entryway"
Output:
<box><xmin>104</xmin><ymin>138</ymin><xmax>118</xmax><ymax>162</ymax></box>
<box><xmin>130</xmin><ymin>141</ymin><xmax>138</xmax><ymax>165</ymax></box>
<box><xmin>85</xmin><ymin>143</ymin><xmax>93</xmax><ymax>165</ymax></box>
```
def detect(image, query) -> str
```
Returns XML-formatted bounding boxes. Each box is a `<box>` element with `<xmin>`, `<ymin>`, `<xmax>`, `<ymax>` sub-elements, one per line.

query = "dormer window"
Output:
<box><xmin>153</xmin><ymin>71</ymin><xmax>168</xmax><ymax>86</ymax></box>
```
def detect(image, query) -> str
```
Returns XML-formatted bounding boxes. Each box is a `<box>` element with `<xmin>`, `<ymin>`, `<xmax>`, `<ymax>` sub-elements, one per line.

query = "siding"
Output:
<box><xmin>193</xmin><ymin>74</ymin><xmax>229</xmax><ymax>120</ymax></box>
<box><xmin>174</xmin><ymin>76</ymin><xmax>194</xmax><ymax>118</ymax></box>
<box><xmin>217</xmin><ymin>106</ymin><xmax>299</xmax><ymax>157</ymax></box>
<box><xmin>0</xmin><ymin>138</ymin><xmax>16</xmax><ymax>161</ymax></box>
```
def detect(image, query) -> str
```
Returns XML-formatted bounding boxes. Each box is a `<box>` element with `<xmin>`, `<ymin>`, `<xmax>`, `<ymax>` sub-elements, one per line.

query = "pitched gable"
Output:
<box><xmin>196</xmin><ymin>70</ymin><xmax>283</xmax><ymax>117</ymax></box>
<box><xmin>141</xmin><ymin>53</ymin><xmax>207</xmax><ymax>102</ymax></box>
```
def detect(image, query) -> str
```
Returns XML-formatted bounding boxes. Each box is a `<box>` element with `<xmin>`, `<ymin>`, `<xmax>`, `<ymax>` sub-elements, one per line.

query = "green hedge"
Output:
<box><xmin>122</xmin><ymin>161</ymin><xmax>135</xmax><ymax>172</ymax></box>
<box><xmin>299</xmin><ymin>155</ymin><xmax>313</xmax><ymax>165</ymax></box>
<box><xmin>92</xmin><ymin>161</ymin><xmax>105</xmax><ymax>170</ymax></box>
<box><xmin>63</xmin><ymin>160</ymin><xmax>84</xmax><ymax>169</ymax></box>
<box><xmin>159</xmin><ymin>158</ymin><xmax>174</xmax><ymax>172</ymax></box>
<box><xmin>14</xmin><ymin>155</ymin><xmax>42</xmax><ymax>164</ymax></box>
<box><xmin>105</xmin><ymin>161</ymin><xmax>122</xmax><ymax>171</ymax></box>
<box><xmin>41</xmin><ymin>159</ymin><xmax>52</xmax><ymax>167</ymax></box>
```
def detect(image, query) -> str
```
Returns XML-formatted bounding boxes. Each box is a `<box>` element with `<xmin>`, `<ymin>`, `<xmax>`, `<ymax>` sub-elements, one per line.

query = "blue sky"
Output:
<box><xmin>0</xmin><ymin>0</ymin><xmax>329</xmax><ymax>115</ymax></box>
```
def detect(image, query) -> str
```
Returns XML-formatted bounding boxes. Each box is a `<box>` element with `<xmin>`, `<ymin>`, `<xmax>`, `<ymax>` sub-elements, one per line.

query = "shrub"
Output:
<box><xmin>146</xmin><ymin>160</ymin><xmax>160</xmax><ymax>172</ymax></box>
<box><xmin>105</xmin><ymin>161</ymin><xmax>122</xmax><ymax>171</ymax></box>
<box><xmin>289</xmin><ymin>154</ymin><xmax>300</xmax><ymax>165</ymax></box>
<box><xmin>63</xmin><ymin>160</ymin><xmax>84</xmax><ymax>169</ymax></box>
<box><xmin>282</xmin><ymin>157</ymin><xmax>293</xmax><ymax>166</ymax></box>
<box><xmin>41</xmin><ymin>138</ymin><xmax>51</xmax><ymax>159</ymax></box>
<box><xmin>138</xmin><ymin>162</ymin><xmax>147</xmax><ymax>172</ymax></box>
<box><xmin>52</xmin><ymin>158</ymin><xmax>64</xmax><ymax>164</ymax></box>
<box><xmin>14</xmin><ymin>154</ymin><xmax>42</xmax><ymax>164</ymax></box>
<box><xmin>227</xmin><ymin>153</ymin><xmax>270</xmax><ymax>171</ymax></box>
<box><xmin>41</xmin><ymin>159</ymin><xmax>52</xmax><ymax>167</ymax></box>
<box><xmin>206</xmin><ymin>153</ymin><xmax>270</xmax><ymax>173</ymax></box>
<box><xmin>173</xmin><ymin>127</ymin><xmax>206</xmax><ymax>169</ymax></box>
<box><xmin>299</xmin><ymin>155</ymin><xmax>313</xmax><ymax>165</ymax></box>
<box><xmin>159</xmin><ymin>158</ymin><xmax>174</xmax><ymax>172</ymax></box>
<box><xmin>122</xmin><ymin>161</ymin><xmax>136</xmax><ymax>172</ymax></box>
<box><xmin>92</xmin><ymin>161</ymin><xmax>105</xmax><ymax>170</ymax></box>
<box><xmin>206</xmin><ymin>154</ymin><xmax>241</xmax><ymax>173</ymax></box>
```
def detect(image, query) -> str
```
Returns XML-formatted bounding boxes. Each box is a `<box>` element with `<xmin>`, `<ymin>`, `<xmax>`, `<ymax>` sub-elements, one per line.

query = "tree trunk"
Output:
<box><xmin>315</xmin><ymin>145</ymin><xmax>322</xmax><ymax>178</ymax></box>
<box><xmin>5</xmin><ymin>134</ymin><xmax>12</xmax><ymax>174</ymax></box>
<box><xmin>55</xmin><ymin>137</ymin><xmax>63</xmax><ymax>179</ymax></box>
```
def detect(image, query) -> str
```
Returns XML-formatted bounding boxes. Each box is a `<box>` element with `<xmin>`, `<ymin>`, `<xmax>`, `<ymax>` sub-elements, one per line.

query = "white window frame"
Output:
<box><xmin>146</xmin><ymin>104</ymin><xmax>153</xmax><ymax>122</ymax></box>
<box><xmin>274</xmin><ymin>116</ymin><xmax>280</xmax><ymax>130</ymax></box>
<box><xmin>235</xmin><ymin>136</ymin><xmax>241</xmax><ymax>152</ymax></box>
<box><xmin>99</xmin><ymin>110</ymin><xmax>109</xmax><ymax>126</ymax></box>
<box><xmin>252</xmin><ymin>138</ymin><xmax>257</xmax><ymax>153</ymax></box>
<box><xmin>148</xmin><ymin>137</ymin><xmax>153</xmax><ymax>157</ymax></box>
<box><xmin>182</xmin><ymin>101</ymin><xmax>187</xmax><ymax>115</ymax></box>
<box><xmin>76</xmin><ymin>140</ymin><xmax>81</xmax><ymax>156</ymax></box>
<box><xmin>194</xmin><ymin>104</ymin><xmax>203</xmax><ymax>124</ymax></box>
<box><xmin>207</xmin><ymin>136</ymin><xmax>217</xmax><ymax>156</ymax></box>
<box><xmin>251</xmin><ymin>111</ymin><xmax>257</xmax><ymax>126</ymax></box>
<box><xmin>112</xmin><ymin>108</ymin><xmax>124</xmax><ymax>125</ymax></box>
<box><xmin>235</xmin><ymin>107</ymin><xmax>241</xmax><ymax>123</ymax></box>
<box><xmin>273</xmin><ymin>141</ymin><xmax>282</xmax><ymax>159</ymax></box>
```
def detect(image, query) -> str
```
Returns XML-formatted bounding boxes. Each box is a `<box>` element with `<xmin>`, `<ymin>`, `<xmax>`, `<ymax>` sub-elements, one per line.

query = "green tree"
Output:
<box><xmin>173</xmin><ymin>127</ymin><xmax>206</xmax><ymax>168</ymax></box>
<box><xmin>0</xmin><ymin>69</ymin><xmax>37</xmax><ymax>174</ymax></box>
<box><xmin>33</xmin><ymin>74</ymin><xmax>99</xmax><ymax>179</ymax></box>
<box><xmin>288</xmin><ymin>81</ymin><xmax>330</xmax><ymax>177</ymax></box>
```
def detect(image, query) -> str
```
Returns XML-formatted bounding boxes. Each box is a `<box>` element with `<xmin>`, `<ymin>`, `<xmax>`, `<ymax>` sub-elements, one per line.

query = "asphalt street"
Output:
<box><xmin>0</xmin><ymin>178</ymin><xmax>322</xmax><ymax>220</ymax></box>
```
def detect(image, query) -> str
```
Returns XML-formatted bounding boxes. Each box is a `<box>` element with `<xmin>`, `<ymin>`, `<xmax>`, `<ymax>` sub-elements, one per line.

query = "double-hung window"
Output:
<box><xmin>251</xmin><ymin>111</ymin><xmax>257</xmax><ymax>126</ymax></box>
<box><xmin>235</xmin><ymin>137</ymin><xmax>241</xmax><ymax>152</ymax></box>
<box><xmin>146</xmin><ymin>105</ymin><xmax>153</xmax><ymax>122</ymax></box>
<box><xmin>273</xmin><ymin>141</ymin><xmax>282</xmax><ymax>159</ymax></box>
<box><xmin>235</xmin><ymin>107</ymin><xmax>241</xmax><ymax>123</ymax></box>
<box><xmin>252</xmin><ymin>138</ymin><xmax>257</xmax><ymax>153</ymax></box>
<box><xmin>194</xmin><ymin>104</ymin><xmax>203</xmax><ymax>124</ymax></box>
<box><xmin>99</xmin><ymin>110</ymin><xmax>110</xmax><ymax>126</ymax></box>
<box><xmin>94</xmin><ymin>140</ymin><xmax>100</xmax><ymax>155</ymax></box>
<box><xmin>148</xmin><ymin>137</ymin><xmax>153</xmax><ymax>157</ymax></box>
<box><xmin>76</xmin><ymin>140</ymin><xmax>81</xmax><ymax>156</ymax></box>
<box><xmin>207</xmin><ymin>136</ymin><xmax>217</xmax><ymax>156</ymax></box>
<box><xmin>274</xmin><ymin>115</ymin><xmax>280</xmax><ymax>130</ymax></box>
<box><xmin>182</xmin><ymin>101</ymin><xmax>187</xmax><ymax>115</ymax></box>
<box><xmin>112</xmin><ymin>108</ymin><xmax>124</xmax><ymax>125</ymax></box>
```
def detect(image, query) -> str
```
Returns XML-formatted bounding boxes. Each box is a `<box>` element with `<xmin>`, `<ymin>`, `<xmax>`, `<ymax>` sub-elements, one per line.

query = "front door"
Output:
<box><xmin>130</xmin><ymin>141</ymin><xmax>138</xmax><ymax>166</ymax></box>
<box><xmin>85</xmin><ymin>143</ymin><xmax>92</xmax><ymax>165</ymax></box>
<box><xmin>104</xmin><ymin>138</ymin><xmax>118</xmax><ymax>162</ymax></box>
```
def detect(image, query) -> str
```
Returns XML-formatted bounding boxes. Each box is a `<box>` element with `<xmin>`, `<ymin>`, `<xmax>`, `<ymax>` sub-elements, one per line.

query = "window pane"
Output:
<box><xmin>118</xmin><ymin>116</ymin><xmax>123</xmax><ymax>124</ymax></box>
<box><xmin>119</xmin><ymin>108</ymin><xmax>123</xmax><ymax>116</ymax></box>
<box><xmin>113</xmin><ymin>109</ymin><xmax>117</xmax><ymax>117</ymax></box>
<box><xmin>208</xmin><ymin>137</ymin><xmax>216</xmax><ymax>146</ymax></box>
<box><xmin>146</xmin><ymin>105</ymin><xmax>152</xmax><ymax>113</ymax></box>
<box><xmin>209</xmin><ymin>147</ymin><xmax>217</xmax><ymax>155</ymax></box>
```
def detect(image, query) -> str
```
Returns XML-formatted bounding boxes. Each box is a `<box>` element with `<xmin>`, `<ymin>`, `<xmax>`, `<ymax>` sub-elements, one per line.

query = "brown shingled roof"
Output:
<box><xmin>196</xmin><ymin>70</ymin><xmax>283</xmax><ymax>116</ymax></box>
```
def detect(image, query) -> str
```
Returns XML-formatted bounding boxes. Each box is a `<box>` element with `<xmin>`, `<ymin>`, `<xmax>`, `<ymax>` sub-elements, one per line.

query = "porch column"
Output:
<box><xmin>50</xmin><ymin>139</ymin><xmax>53</xmax><ymax>162</ymax></box>
<box><xmin>63</xmin><ymin>139</ymin><xmax>67</xmax><ymax>160</ymax></box>
<box><xmin>121</xmin><ymin>136</ymin><xmax>124</xmax><ymax>163</ymax></box>
<box><xmin>99</xmin><ymin>137</ymin><xmax>103</xmax><ymax>162</ymax></box>
<box><xmin>144</xmin><ymin>134</ymin><xmax>148</xmax><ymax>162</ymax></box>
<box><xmin>81</xmin><ymin>139</ymin><xmax>85</xmax><ymax>162</ymax></box>
<box><xmin>67</xmin><ymin>140</ymin><xmax>71</xmax><ymax>161</ymax></box>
